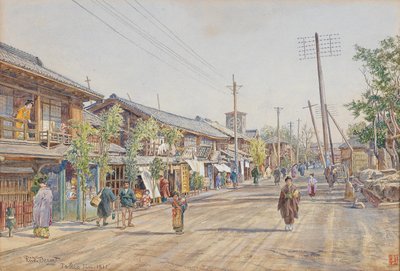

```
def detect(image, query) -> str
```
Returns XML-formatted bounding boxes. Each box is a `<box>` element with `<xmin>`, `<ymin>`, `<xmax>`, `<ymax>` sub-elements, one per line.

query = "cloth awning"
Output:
<box><xmin>140</xmin><ymin>170</ymin><xmax>161</xmax><ymax>199</ymax></box>
<box><xmin>185</xmin><ymin>159</ymin><xmax>205</xmax><ymax>176</ymax></box>
<box><xmin>214</xmin><ymin>164</ymin><xmax>231</xmax><ymax>173</ymax></box>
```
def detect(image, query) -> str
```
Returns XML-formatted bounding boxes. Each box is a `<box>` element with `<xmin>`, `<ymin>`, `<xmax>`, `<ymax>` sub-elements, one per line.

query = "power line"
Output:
<box><xmin>94</xmin><ymin>0</ymin><xmax>222</xmax><ymax>87</ymax></box>
<box><xmin>71</xmin><ymin>0</ymin><xmax>226</xmax><ymax>94</ymax></box>
<box><xmin>96</xmin><ymin>0</ymin><xmax>222</xmax><ymax>87</ymax></box>
<box><xmin>129</xmin><ymin>0</ymin><xmax>225</xmax><ymax>79</ymax></box>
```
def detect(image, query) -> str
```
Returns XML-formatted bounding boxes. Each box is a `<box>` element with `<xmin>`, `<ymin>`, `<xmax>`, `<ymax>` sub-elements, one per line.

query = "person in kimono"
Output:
<box><xmin>159</xmin><ymin>176</ymin><xmax>170</xmax><ymax>203</ymax></box>
<box><xmin>251</xmin><ymin>167</ymin><xmax>260</xmax><ymax>185</ymax></box>
<box><xmin>291</xmin><ymin>164</ymin><xmax>298</xmax><ymax>178</ymax></box>
<box><xmin>33</xmin><ymin>178</ymin><xmax>53</xmax><ymax>238</ymax></box>
<box><xmin>277</xmin><ymin>176</ymin><xmax>301</xmax><ymax>231</ymax></box>
<box><xmin>96</xmin><ymin>182</ymin><xmax>116</xmax><ymax>227</ymax></box>
<box><xmin>215</xmin><ymin>172</ymin><xmax>221</xmax><ymax>190</ymax></box>
<box><xmin>307</xmin><ymin>173</ymin><xmax>318</xmax><ymax>200</ymax></box>
<box><xmin>15</xmin><ymin>99</ymin><xmax>33</xmax><ymax>138</ymax></box>
<box><xmin>142</xmin><ymin>190</ymin><xmax>152</xmax><ymax>208</ymax></box>
<box><xmin>119</xmin><ymin>181</ymin><xmax>136</xmax><ymax>230</ymax></box>
<box><xmin>273</xmin><ymin>168</ymin><xmax>281</xmax><ymax>185</ymax></box>
<box><xmin>171</xmin><ymin>192</ymin><xmax>188</xmax><ymax>234</ymax></box>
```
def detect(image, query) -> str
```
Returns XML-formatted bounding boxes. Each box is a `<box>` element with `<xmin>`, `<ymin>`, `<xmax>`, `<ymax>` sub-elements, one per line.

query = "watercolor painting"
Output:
<box><xmin>0</xmin><ymin>1</ymin><xmax>399</xmax><ymax>270</ymax></box>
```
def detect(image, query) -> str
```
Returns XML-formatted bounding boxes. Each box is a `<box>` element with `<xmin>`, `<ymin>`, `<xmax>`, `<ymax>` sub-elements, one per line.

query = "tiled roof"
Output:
<box><xmin>339</xmin><ymin>137</ymin><xmax>369</xmax><ymax>149</ymax></box>
<box><xmin>245</xmin><ymin>129</ymin><xmax>259</xmax><ymax>138</ymax></box>
<box><xmin>108</xmin><ymin>94</ymin><xmax>229</xmax><ymax>139</ymax></box>
<box><xmin>264</xmin><ymin>136</ymin><xmax>289</xmax><ymax>145</ymax></box>
<box><xmin>83</xmin><ymin>109</ymin><xmax>102</xmax><ymax>127</ymax></box>
<box><xmin>0</xmin><ymin>42</ymin><xmax>103</xmax><ymax>99</ymax></box>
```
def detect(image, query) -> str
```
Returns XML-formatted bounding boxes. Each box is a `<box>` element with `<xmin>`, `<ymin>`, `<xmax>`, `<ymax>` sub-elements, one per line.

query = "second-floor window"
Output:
<box><xmin>42</xmin><ymin>98</ymin><xmax>62</xmax><ymax>131</ymax></box>
<box><xmin>184</xmin><ymin>135</ymin><xmax>196</xmax><ymax>147</ymax></box>
<box><xmin>201</xmin><ymin>137</ymin><xmax>213</xmax><ymax>146</ymax></box>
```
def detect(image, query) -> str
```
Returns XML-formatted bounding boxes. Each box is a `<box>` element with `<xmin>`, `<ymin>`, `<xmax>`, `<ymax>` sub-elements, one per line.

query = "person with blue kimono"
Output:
<box><xmin>96</xmin><ymin>182</ymin><xmax>117</xmax><ymax>227</ymax></box>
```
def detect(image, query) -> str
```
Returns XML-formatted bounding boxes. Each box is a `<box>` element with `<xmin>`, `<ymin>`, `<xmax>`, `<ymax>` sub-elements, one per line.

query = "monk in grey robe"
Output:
<box><xmin>33</xmin><ymin>178</ymin><xmax>53</xmax><ymax>238</ymax></box>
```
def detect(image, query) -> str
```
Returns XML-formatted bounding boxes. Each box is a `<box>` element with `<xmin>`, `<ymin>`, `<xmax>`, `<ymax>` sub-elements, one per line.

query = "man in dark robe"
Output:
<box><xmin>277</xmin><ymin>176</ymin><xmax>301</xmax><ymax>231</ymax></box>
<box><xmin>96</xmin><ymin>182</ymin><xmax>117</xmax><ymax>227</ymax></box>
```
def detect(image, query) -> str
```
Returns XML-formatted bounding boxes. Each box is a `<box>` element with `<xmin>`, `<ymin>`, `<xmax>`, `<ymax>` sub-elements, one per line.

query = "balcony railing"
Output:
<box><xmin>39</xmin><ymin>130</ymin><xmax>72</xmax><ymax>149</ymax></box>
<box><xmin>0</xmin><ymin>115</ymin><xmax>38</xmax><ymax>141</ymax></box>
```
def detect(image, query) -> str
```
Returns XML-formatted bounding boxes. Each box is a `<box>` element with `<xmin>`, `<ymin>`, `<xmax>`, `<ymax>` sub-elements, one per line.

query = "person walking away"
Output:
<box><xmin>291</xmin><ymin>164</ymin><xmax>298</xmax><ymax>178</ymax></box>
<box><xmin>230</xmin><ymin>170</ymin><xmax>238</xmax><ymax>189</ymax></box>
<box><xmin>171</xmin><ymin>192</ymin><xmax>188</xmax><ymax>234</ymax></box>
<box><xmin>96</xmin><ymin>182</ymin><xmax>116</xmax><ymax>227</ymax></box>
<box><xmin>266</xmin><ymin>166</ymin><xmax>272</xmax><ymax>180</ymax></box>
<box><xmin>33</xmin><ymin>178</ymin><xmax>53</xmax><ymax>238</ymax></box>
<box><xmin>251</xmin><ymin>167</ymin><xmax>260</xmax><ymax>185</ymax></box>
<box><xmin>273</xmin><ymin>168</ymin><xmax>281</xmax><ymax>185</ymax></box>
<box><xmin>160</xmin><ymin>176</ymin><xmax>170</xmax><ymax>203</ymax></box>
<box><xmin>308</xmin><ymin>173</ymin><xmax>317</xmax><ymax>200</ymax></box>
<box><xmin>15</xmin><ymin>99</ymin><xmax>33</xmax><ymax>139</ymax></box>
<box><xmin>119</xmin><ymin>181</ymin><xmax>136</xmax><ymax>230</ymax></box>
<box><xmin>325</xmin><ymin>166</ymin><xmax>335</xmax><ymax>192</ymax></box>
<box><xmin>299</xmin><ymin>163</ymin><xmax>305</xmax><ymax>177</ymax></box>
<box><xmin>215</xmin><ymin>172</ymin><xmax>221</xmax><ymax>190</ymax></box>
<box><xmin>280</xmin><ymin>167</ymin><xmax>287</xmax><ymax>178</ymax></box>
<box><xmin>277</xmin><ymin>176</ymin><xmax>300</xmax><ymax>231</ymax></box>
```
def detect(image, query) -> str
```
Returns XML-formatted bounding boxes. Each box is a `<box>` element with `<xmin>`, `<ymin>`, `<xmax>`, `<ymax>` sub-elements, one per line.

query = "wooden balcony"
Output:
<box><xmin>39</xmin><ymin>130</ymin><xmax>72</xmax><ymax>149</ymax></box>
<box><xmin>0</xmin><ymin>115</ymin><xmax>38</xmax><ymax>141</ymax></box>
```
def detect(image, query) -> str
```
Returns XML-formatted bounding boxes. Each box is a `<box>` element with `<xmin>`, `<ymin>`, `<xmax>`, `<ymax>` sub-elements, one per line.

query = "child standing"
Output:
<box><xmin>308</xmin><ymin>173</ymin><xmax>318</xmax><ymax>200</ymax></box>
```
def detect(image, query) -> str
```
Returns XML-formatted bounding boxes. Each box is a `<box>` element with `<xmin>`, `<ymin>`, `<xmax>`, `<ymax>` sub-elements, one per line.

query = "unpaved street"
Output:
<box><xmin>0</xmin><ymin>174</ymin><xmax>399</xmax><ymax>271</ymax></box>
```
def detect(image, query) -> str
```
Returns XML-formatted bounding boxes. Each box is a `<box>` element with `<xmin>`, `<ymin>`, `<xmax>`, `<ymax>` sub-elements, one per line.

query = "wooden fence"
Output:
<box><xmin>0</xmin><ymin>201</ymin><xmax>33</xmax><ymax>231</ymax></box>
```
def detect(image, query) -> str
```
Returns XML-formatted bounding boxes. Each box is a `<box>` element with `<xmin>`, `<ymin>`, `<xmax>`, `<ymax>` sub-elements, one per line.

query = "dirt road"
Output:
<box><xmin>0</xmin><ymin>174</ymin><xmax>399</xmax><ymax>271</ymax></box>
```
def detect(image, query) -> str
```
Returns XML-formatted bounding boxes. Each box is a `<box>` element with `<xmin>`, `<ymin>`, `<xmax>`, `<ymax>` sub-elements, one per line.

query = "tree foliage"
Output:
<box><xmin>66</xmin><ymin>120</ymin><xmax>95</xmax><ymax>222</ymax></box>
<box><xmin>346</xmin><ymin>36</ymin><xmax>400</xmax><ymax>169</ymax></box>
<box><xmin>97</xmin><ymin>105</ymin><xmax>123</xmax><ymax>187</ymax></box>
<box><xmin>249</xmin><ymin>138</ymin><xmax>266</xmax><ymax>167</ymax></box>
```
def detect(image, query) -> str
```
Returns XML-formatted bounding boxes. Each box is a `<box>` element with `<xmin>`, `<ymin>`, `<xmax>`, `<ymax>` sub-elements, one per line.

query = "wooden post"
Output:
<box><xmin>35</xmin><ymin>95</ymin><xmax>41</xmax><ymax>141</ymax></box>
<box><xmin>23</xmin><ymin>121</ymin><xmax>28</xmax><ymax>140</ymax></box>
<box><xmin>307</xmin><ymin>100</ymin><xmax>326</xmax><ymax>167</ymax></box>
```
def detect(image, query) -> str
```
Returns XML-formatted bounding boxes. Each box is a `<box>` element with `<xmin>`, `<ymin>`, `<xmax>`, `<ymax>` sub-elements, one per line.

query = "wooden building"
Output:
<box><xmin>87</xmin><ymin>94</ymin><xmax>232</xmax><ymax>193</ymax></box>
<box><xmin>339</xmin><ymin>137</ymin><xmax>376</xmax><ymax>175</ymax></box>
<box><xmin>0</xmin><ymin>42</ymin><xmax>103</xmax><ymax>230</ymax></box>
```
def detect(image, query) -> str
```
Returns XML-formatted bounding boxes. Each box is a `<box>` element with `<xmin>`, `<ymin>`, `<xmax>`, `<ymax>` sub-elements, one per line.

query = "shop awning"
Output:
<box><xmin>185</xmin><ymin>159</ymin><xmax>205</xmax><ymax>176</ymax></box>
<box><xmin>140</xmin><ymin>170</ymin><xmax>161</xmax><ymax>199</ymax></box>
<box><xmin>214</xmin><ymin>164</ymin><xmax>231</xmax><ymax>173</ymax></box>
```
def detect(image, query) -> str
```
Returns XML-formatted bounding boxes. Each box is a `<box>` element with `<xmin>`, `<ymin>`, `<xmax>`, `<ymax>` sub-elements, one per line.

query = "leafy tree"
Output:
<box><xmin>125</xmin><ymin>129</ymin><xmax>141</xmax><ymax>185</ymax></box>
<box><xmin>346</xmin><ymin>36</ymin><xmax>400</xmax><ymax>169</ymax></box>
<box><xmin>134</xmin><ymin>118</ymin><xmax>159</xmax><ymax>155</ymax></box>
<box><xmin>97</xmin><ymin>105</ymin><xmax>123</xmax><ymax>188</ymax></box>
<box><xmin>161</xmin><ymin>126</ymin><xmax>183</xmax><ymax>178</ymax></box>
<box><xmin>149</xmin><ymin>157</ymin><xmax>166</xmax><ymax>199</ymax></box>
<box><xmin>249</xmin><ymin>138</ymin><xmax>266</xmax><ymax>168</ymax></box>
<box><xmin>66</xmin><ymin>121</ymin><xmax>95</xmax><ymax>222</ymax></box>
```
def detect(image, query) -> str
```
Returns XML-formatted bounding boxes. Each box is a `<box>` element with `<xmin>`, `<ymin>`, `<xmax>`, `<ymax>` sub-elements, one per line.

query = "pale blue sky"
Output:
<box><xmin>1</xmin><ymin>0</ymin><xmax>399</xmax><ymax>142</ymax></box>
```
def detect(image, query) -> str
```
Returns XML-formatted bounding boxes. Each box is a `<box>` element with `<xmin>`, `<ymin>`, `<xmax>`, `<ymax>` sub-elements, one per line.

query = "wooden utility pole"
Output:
<box><xmin>157</xmin><ymin>93</ymin><xmax>161</xmax><ymax>110</ymax></box>
<box><xmin>289</xmin><ymin>121</ymin><xmax>294</xmax><ymax>164</ymax></box>
<box><xmin>274</xmin><ymin>107</ymin><xmax>283</xmax><ymax>167</ymax></box>
<box><xmin>85</xmin><ymin>76</ymin><xmax>91</xmax><ymax>90</ymax></box>
<box><xmin>315</xmin><ymin>33</ymin><xmax>330</xmax><ymax>166</ymax></box>
<box><xmin>327</xmin><ymin>109</ymin><xmax>353</xmax><ymax>173</ymax></box>
<box><xmin>326</xmin><ymin>104</ymin><xmax>335</xmax><ymax>165</ymax></box>
<box><xmin>227</xmin><ymin>75</ymin><xmax>242</xmax><ymax>175</ymax></box>
<box><xmin>297</xmin><ymin>118</ymin><xmax>301</xmax><ymax>164</ymax></box>
<box><xmin>304</xmin><ymin>100</ymin><xmax>326</xmax><ymax>167</ymax></box>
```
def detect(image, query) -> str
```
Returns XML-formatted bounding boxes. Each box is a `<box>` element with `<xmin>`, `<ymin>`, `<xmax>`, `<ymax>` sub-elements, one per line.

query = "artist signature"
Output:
<box><xmin>60</xmin><ymin>263</ymin><xmax>110</xmax><ymax>270</ymax></box>
<box><xmin>24</xmin><ymin>255</ymin><xmax>60</xmax><ymax>265</ymax></box>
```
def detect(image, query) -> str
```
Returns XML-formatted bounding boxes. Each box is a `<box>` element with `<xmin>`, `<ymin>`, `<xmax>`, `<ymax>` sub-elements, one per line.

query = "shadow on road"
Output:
<box><xmin>114</xmin><ymin>230</ymin><xmax>176</xmax><ymax>236</ymax></box>
<box><xmin>197</xmin><ymin>227</ymin><xmax>286</xmax><ymax>233</ymax></box>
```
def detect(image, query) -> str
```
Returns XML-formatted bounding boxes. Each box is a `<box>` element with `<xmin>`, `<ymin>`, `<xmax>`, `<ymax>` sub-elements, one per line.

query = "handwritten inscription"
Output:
<box><xmin>24</xmin><ymin>255</ymin><xmax>60</xmax><ymax>265</ymax></box>
<box><xmin>60</xmin><ymin>263</ymin><xmax>110</xmax><ymax>270</ymax></box>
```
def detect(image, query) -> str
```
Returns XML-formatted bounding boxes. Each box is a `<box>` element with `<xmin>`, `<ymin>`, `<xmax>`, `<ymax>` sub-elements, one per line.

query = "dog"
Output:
<box><xmin>5</xmin><ymin>207</ymin><xmax>16</xmax><ymax>237</ymax></box>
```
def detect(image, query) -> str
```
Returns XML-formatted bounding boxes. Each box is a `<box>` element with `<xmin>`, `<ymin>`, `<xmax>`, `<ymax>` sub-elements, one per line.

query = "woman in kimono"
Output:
<box><xmin>33</xmin><ymin>178</ymin><xmax>53</xmax><ymax>238</ymax></box>
<box><xmin>160</xmin><ymin>177</ymin><xmax>170</xmax><ymax>203</ymax></box>
<box><xmin>277</xmin><ymin>176</ymin><xmax>300</xmax><ymax>232</ymax></box>
<box><xmin>171</xmin><ymin>192</ymin><xmax>188</xmax><ymax>234</ymax></box>
<box><xmin>15</xmin><ymin>99</ymin><xmax>33</xmax><ymax>138</ymax></box>
<box><xmin>291</xmin><ymin>164</ymin><xmax>298</xmax><ymax>178</ymax></box>
<box><xmin>308</xmin><ymin>173</ymin><xmax>317</xmax><ymax>200</ymax></box>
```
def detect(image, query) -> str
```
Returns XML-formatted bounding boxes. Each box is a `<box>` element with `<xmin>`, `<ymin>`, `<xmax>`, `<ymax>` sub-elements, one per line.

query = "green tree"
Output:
<box><xmin>346</xmin><ymin>36</ymin><xmax>400</xmax><ymax>169</ymax></box>
<box><xmin>161</xmin><ymin>126</ymin><xmax>183</xmax><ymax>179</ymax></box>
<box><xmin>149</xmin><ymin>157</ymin><xmax>166</xmax><ymax>198</ymax></box>
<box><xmin>66</xmin><ymin>121</ymin><xmax>95</xmax><ymax>222</ymax></box>
<box><xmin>125</xmin><ymin>129</ymin><xmax>141</xmax><ymax>184</ymax></box>
<box><xmin>97</xmin><ymin>105</ymin><xmax>123</xmax><ymax>188</ymax></box>
<box><xmin>249</xmin><ymin>138</ymin><xmax>266</xmax><ymax>168</ymax></box>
